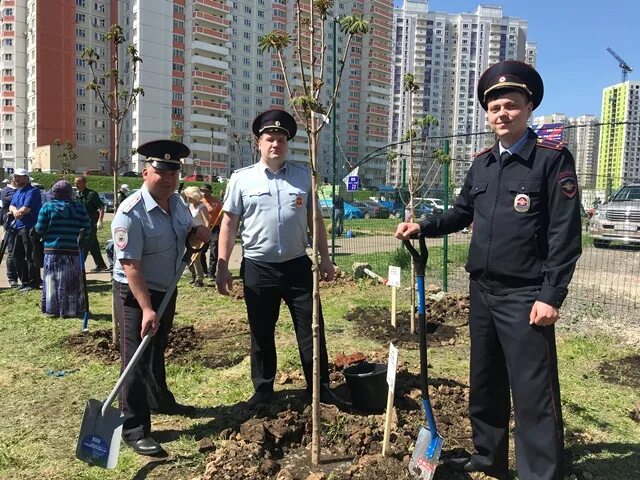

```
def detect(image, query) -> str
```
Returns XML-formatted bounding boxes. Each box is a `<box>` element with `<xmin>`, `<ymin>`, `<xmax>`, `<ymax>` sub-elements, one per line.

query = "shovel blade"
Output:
<box><xmin>408</xmin><ymin>425</ymin><xmax>444</xmax><ymax>480</ymax></box>
<box><xmin>76</xmin><ymin>398</ymin><xmax>124</xmax><ymax>469</ymax></box>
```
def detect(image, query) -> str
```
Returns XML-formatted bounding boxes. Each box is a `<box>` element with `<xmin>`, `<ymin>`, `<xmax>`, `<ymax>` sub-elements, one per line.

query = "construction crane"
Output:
<box><xmin>606</xmin><ymin>47</ymin><xmax>633</xmax><ymax>82</ymax></box>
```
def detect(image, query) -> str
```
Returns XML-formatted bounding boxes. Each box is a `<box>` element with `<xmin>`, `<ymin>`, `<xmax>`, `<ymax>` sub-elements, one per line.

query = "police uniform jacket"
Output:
<box><xmin>112</xmin><ymin>184</ymin><xmax>193</xmax><ymax>292</ymax></box>
<box><xmin>421</xmin><ymin>129</ymin><xmax>582</xmax><ymax>308</ymax></box>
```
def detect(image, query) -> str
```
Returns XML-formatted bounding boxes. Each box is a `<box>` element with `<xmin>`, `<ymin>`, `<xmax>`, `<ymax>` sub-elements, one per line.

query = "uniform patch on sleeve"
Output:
<box><xmin>114</xmin><ymin>227</ymin><xmax>128</xmax><ymax>250</ymax></box>
<box><xmin>558</xmin><ymin>171</ymin><xmax>577</xmax><ymax>198</ymax></box>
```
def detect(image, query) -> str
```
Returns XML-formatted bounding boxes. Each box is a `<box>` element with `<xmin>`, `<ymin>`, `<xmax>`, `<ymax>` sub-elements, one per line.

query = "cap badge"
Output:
<box><xmin>499</xmin><ymin>76</ymin><xmax>506</xmax><ymax>83</ymax></box>
<box><xmin>275</xmin><ymin>121</ymin><xmax>281</xmax><ymax>127</ymax></box>
<box><xmin>514</xmin><ymin>193</ymin><xmax>530</xmax><ymax>213</ymax></box>
<box><xmin>164</xmin><ymin>153</ymin><xmax>171</xmax><ymax>160</ymax></box>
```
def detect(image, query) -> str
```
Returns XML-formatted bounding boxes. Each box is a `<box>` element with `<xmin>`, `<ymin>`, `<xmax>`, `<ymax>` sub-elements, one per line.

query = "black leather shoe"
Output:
<box><xmin>247</xmin><ymin>390</ymin><xmax>274</xmax><ymax>406</ymax></box>
<box><xmin>446</xmin><ymin>457</ymin><xmax>508</xmax><ymax>479</ymax></box>
<box><xmin>319</xmin><ymin>384</ymin><xmax>351</xmax><ymax>410</ymax></box>
<box><xmin>126</xmin><ymin>437</ymin><xmax>166</xmax><ymax>456</ymax></box>
<box><xmin>151</xmin><ymin>402</ymin><xmax>196</xmax><ymax>415</ymax></box>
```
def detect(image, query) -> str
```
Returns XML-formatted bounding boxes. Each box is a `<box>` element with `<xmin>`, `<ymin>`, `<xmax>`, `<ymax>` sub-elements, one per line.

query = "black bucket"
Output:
<box><xmin>342</xmin><ymin>362</ymin><xmax>388</xmax><ymax>413</ymax></box>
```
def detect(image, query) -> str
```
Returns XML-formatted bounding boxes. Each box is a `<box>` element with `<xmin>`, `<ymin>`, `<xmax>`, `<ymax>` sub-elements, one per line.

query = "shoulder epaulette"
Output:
<box><xmin>121</xmin><ymin>192</ymin><xmax>142</xmax><ymax>213</ymax></box>
<box><xmin>473</xmin><ymin>146</ymin><xmax>493</xmax><ymax>158</ymax></box>
<box><xmin>234</xmin><ymin>164</ymin><xmax>256</xmax><ymax>173</ymax></box>
<box><xmin>536</xmin><ymin>138</ymin><xmax>566</xmax><ymax>151</ymax></box>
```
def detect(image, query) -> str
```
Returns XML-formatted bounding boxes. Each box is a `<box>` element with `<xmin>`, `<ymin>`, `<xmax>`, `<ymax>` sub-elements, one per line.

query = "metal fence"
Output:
<box><xmin>327</xmin><ymin>120</ymin><xmax>640</xmax><ymax>316</ymax></box>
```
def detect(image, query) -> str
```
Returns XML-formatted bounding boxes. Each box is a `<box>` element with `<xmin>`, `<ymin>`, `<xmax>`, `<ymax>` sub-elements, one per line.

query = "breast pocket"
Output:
<box><xmin>508</xmin><ymin>180</ymin><xmax>543</xmax><ymax>214</ymax></box>
<box><xmin>286</xmin><ymin>189</ymin><xmax>308</xmax><ymax>210</ymax></box>
<box><xmin>470</xmin><ymin>182</ymin><xmax>488</xmax><ymax>197</ymax></box>
<box><xmin>244</xmin><ymin>188</ymin><xmax>272</xmax><ymax>211</ymax></box>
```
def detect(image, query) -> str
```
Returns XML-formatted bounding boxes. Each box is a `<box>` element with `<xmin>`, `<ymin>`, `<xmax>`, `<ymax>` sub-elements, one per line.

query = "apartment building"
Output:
<box><xmin>389</xmin><ymin>0</ymin><xmax>536</xmax><ymax>188</ymax></box>
<box><xmin>597</xmin><ymin>81</ymin><xmax>640</xmax><ymax>190</ymax></box>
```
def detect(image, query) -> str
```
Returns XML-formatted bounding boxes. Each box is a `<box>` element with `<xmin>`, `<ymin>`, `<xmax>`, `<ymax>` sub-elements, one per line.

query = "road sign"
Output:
<box><xmin>347</xmin><ymin>175</ymin><xmax>359</xmax><ymax>192</ymax></box>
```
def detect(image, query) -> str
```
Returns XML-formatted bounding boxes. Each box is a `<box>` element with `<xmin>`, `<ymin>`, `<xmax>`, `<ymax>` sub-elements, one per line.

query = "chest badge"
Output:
<box><xmin>514</xmin><ymin>193</ymin><xmax>530</xmax><ymax>213</ymax></box>
<box><xmin>114</xmin><ymin>227</ymin><xmax>128</xmax><ymax>250</ymax></box>
<box><xmin>294</xmin><ymin>195</ymin><xmax>303</xmax><ymax>208</ymax></box>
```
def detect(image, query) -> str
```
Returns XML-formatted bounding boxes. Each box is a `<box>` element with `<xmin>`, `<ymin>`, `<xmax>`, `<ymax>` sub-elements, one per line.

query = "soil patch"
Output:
<box><xmin>345</xmin><ymin>292</ymin><xmax>469</xmax><ymax>349</ymax></box>
<box><xmin>597</xmin><ymin>354</ymin><xmax>640</xmax><ymax>389</ymax></box>
<box><xmin>198</xmin><ymin>361</ymin><xmax>474</xmax><ymax>480</ymax></box>
<box><xmin>195</xmin><ymin>316</ymin><xmax>251</xmax><ymax>369</ymax></box>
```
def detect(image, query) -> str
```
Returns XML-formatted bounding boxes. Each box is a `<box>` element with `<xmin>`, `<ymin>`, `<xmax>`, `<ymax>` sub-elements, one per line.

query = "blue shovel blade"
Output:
<box><xmin>408</xmin><ymin>425</ymin><xmax>444</xmax><ymax>480</ymax></box>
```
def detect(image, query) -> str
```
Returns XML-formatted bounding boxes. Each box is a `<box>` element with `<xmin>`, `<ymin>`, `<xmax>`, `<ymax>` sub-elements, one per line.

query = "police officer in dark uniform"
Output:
<box><xmin>216</xmin><ymin>109</ymin><xmax>348</xmax><ymax>409</ymax></box>
<box><xmin>396</xmin><ymin>61</ymin><xmax>582</xmax><ymax>480</ymax></box>
<box><xmin>112</xmin><ymin>140</ymin><xmax>211</xmax><ymax>456</ymax></box>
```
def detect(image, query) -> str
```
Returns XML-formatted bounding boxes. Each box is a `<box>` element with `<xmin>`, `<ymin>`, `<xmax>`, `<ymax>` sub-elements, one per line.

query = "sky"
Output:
<box><xmin>393</xmin><ymin>0</ymin><xmax>640</xmax><ymax>118</ymax></box>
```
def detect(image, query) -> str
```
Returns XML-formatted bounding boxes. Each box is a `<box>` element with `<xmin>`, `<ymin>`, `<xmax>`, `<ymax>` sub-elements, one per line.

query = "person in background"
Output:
<box><xmin>216</xmin><ymin>109</ymin><xmax>348</xmax><ymax>409</ymax></box>
<box><xmin>35</xmin><ymin>180</ymin><xmax>91</xmax><ymax>317</ymax></box>
<box><xmin>1</xmin><ymin>176</ymin><xmax>20</xmax><ymax>288</ymax></box>
<box><xmin>333</xmin><ymin>194</ymin><xmax>345</xmax><ymax>236</ymax></box>
<box><xmin>74</xmin><ymin>175</ymin><xmax>108</xmax><ymax>272</ymax></box>
<box><xmin>9</xmin><ymin>168</ymin><xmax>42</xmax><ymax>291</ymax></box>
<box><xmin>182</xmin><ymin>186</ymin><xmax>210</xmax><ymax>287</ymax></box>
<box><xmin>395</xmin><ymin>61</ymin><xmax>581</xmax><ymax>480</ymax></box>
<box><xmin>118</xmin><ymin>184</ymin><xmax>130</xmax><ymax>207</ymax></box>
<box><xmin>198</xmin><ymin>184</ymin><xmax>223</xmax><ymax>281</ymax></box>
<box><xmin>111</xmin><ymin>140</ymin><xmax>211</xmax><ymax>457</ymax></box>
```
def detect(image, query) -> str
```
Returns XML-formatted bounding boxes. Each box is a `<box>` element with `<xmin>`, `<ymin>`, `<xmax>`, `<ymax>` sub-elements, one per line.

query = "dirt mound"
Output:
<box><xmin>198</xmin><ymin>371</ymin><xmax>473</xmax><ymax>480</ymax></box>
<box><xmin>65</xmin><ymin>325</ymin><xmax>201</xmax><ymax>364</ymax></box>
<box><xmin>597</xmin><ymin>354</ymin><xmax>640</xmax><ymax>389</ymax></box>
<box><xmin>345</xmin><ymin>300</ymin><xmax>467</xmax><ymax>349</ymax></box>
<box><xmin>195</xmin><ymin>316</ymin><xmax>251</xmax><ymax>369</ymax></box>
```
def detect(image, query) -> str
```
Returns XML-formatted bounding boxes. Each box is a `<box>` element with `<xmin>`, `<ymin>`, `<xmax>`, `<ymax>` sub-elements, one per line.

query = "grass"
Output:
<box><xmin>0</xmin><ymin>274</ymin><xmax>638</xmax><ymax>479</ymax></box>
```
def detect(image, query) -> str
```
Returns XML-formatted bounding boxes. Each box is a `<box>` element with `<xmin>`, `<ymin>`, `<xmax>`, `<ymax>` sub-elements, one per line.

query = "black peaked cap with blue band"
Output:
<box><xmin>252</xmin><ymin>109</ymin><xmax>297</xmax><ymax>140</ymax></box>
<box><xmin>137</xmin><ymin>140</ymin><xmax>191</xmax><ymax>171</ymax></box>
<box><xmin>477</xmin><ymin>60</ymin><xmax>544</xmax><ymax>111</ymax></box>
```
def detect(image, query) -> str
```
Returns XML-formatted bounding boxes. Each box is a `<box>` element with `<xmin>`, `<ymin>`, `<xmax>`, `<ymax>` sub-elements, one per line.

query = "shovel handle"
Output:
<box><xmin>402</xmin><ymin>236</ymin><xmax>428</xmax><ymax>276</ymax></box>
<box><xmin>100</xmin><ymin>235</ymin><xmax>202</xmax><ymax>416</ymax></box>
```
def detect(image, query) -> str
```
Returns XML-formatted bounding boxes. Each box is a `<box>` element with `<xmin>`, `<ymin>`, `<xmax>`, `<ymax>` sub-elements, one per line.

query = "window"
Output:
<box><xmin>172</xmin><ymin>63</ymin><xmax>184</xmax><ymax>72</ymax></box>
<box><xmin>2</xmin><ymin>39</ymin><xmax>12</xmax><ymax>47</ymax></box>
<box><xmin>76</xmin><ymin>73</ymin><xmax>86</xmax><ymax>82</ymax></box>
<box><xmin>173</xmin><ymin>4</ymin><xmax>184</xmax><ymax>14</ymax></box>
<box><xmin>3</xmin><ymin>23</ymin><xmax>13</xmax><ymax>31</ymax></box>
<box><xmin>172</xmin><ymin>92</ymin><xmax>183</xmax><ymax>101</ymax></box>
<box><xmin>77</xmin><ymin>103</ymin><xmax>86</xmax><ymax>112</ymax></box>
<box><xmin>77</xmin><ymin>87</ymin><xmax>86</xmax><ymax>97</ymax></box>
<box><xmin>94</xmin><ymin>2</ymin><xmax>106</xmax><ymax>12</ymax></box>
<box><xmin>76</xmin><ymin>0</ymin><xmax>85</xmax><ymax>6</ymax></box>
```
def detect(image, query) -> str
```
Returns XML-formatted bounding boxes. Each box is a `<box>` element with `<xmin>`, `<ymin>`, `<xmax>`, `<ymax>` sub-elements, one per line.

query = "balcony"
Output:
<box><xmin>192</xmin><ymin>70</ymin><xmax>229</xmax><ymax>85</ymax></box>
<box><xmin>368</xmin><ymin>96</ymin><xmax>388</xmax><ymax>106</ymax></box>
<box><xmin>193</xmin><ymin>25</ymin><xmax>229</xmax><ymax>42</ymax></box>
<box><xmin>193</xmin><ymin>0</ymin><xmax>229</xmax><ymax>14</ymax></box>
<box><xmin>192</xmin><ymin>84</ymin><xmax>228</xmax><ymax>98</ymax></box>
<box><xmin>191</xmin><ymin>128</ymin><xmax>227</xmax><ymax>141</ymax></box>
<box><xmin>191</xmin><ymin>141</ymin><xmax>227</xmax><ymax>155</ymax></box>
<box><xmin>192</xmin><ymin>98</ymin><xmax>228</xmax><ymax>112</ymax></box>
<box><xmin>192</xmin><ymin>54</ymin><xmax>228</xmax><ymax>70</ymax></box>
<box><xmin>191</xmin><ymin>113</ymin><xmax>228</xmax><ymax>126</ymax></box>
<box><xmin>192</xmin><ymin>40</ymin><xmax>228</xmax><ymax>57</ymax></box>
<box><xmin>369</xmin><ymin>84</ymin><xmax>390</xmax><ymax>96</ymax></box>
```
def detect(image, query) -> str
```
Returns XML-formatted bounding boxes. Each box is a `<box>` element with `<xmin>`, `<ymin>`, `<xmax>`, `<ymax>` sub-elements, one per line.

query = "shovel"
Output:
<box><xmin>78</xmin><ymin>229</ymin><xmax>90</xmax><ymax>332</ymax></box>
<box><xmin>76</xmin><ymin>234</ymin><xmax>205</xmax><ymax>468</ymax></box>
<box><xmin>0</xmin><ymin>215</ymin><xmax>14</xmax><ymax>267</ymax></box>
<box><xmin>404</xmin><ymin>236</ymin><xmax>444</xmax><ymax>479</ymax></box>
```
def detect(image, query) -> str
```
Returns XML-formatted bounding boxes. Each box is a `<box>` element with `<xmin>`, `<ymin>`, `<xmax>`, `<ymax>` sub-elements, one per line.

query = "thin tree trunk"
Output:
<box><xmin>309</xmin><ymin>130</ymin><xmax>321</xmax><ymax>465</ymax></box>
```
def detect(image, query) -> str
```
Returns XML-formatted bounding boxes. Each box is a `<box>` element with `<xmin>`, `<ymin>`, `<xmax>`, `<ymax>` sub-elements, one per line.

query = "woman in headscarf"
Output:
<box><xmin>35</xmin><ymin>180</ymin><xmax>91</xmax><ymax>317</ymax></box>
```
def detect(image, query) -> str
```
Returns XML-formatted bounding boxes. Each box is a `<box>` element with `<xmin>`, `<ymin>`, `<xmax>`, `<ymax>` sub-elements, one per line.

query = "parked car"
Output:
<box><xmin>183</xmin><ymin>174</ymin><xmax>204</xmax><ymax>182</ymax></box>
<box><xmin>98</xmin><ymin>192</ymin><xmax>115</xmax><ymax>212</ymax></box>
<box><xmin>121</xmin><ymin>171</ymin><xmax>140</xmax><ymax>177</ymax></box>
<box><xmin>589</xmin><ymin>183</ymin><xmax>640</xmax><ymax>248</ymax></box>
<box><xmin>351</xmin><ymin>201</ymin><xmax>390</xmax><ymax>219</ymax></box>
<box><xmin>391</xmin><ymin>204</ymin><xmax>434</xmax><ymax>220</ymax></box>
<box><xmin>418</xmin><ymin>198</ymin><xmax>446</xmax><ymax>214</ymax></box>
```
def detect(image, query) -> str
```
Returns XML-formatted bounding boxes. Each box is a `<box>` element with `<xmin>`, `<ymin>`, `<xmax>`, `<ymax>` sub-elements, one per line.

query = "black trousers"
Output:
<box><xmin>468</xmin><ymin>279</ymin><xmax>563</xmax><ymax>480</ymax></box>
<box><xmin>83</xmin><ymin>223</ymin><xmax>107</xmax><ymax>269</ymax></box>
<box><xmin>113</xmin><ymin>281</ymin><xmax>177</xmax><ymax>441</ymax></box>
<box><xmin>241</xmin><ymin>255</ymin><xmax>329</xmax><ymax>393</ymax></box>
<box><xmin>3</xmin><ymin>227</ymin><xmax>18</xmax><ymax>282</ymax></box>
<box><xmin>13</xmin><ymin>228</ymin><xmax>41</xmax><ymax>287</ymax></box>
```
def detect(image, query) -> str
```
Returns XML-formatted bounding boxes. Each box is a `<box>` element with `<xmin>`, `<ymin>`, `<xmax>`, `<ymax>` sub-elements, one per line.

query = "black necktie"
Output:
<box><xmin>500</xmin><ymin>151</ymin><xmax>511</xmax><ymax>164</ymax></box>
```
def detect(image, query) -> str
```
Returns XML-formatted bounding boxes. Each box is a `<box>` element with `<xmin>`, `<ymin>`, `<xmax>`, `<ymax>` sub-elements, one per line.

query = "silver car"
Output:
<box><xmin>589</xmin><ymin>183</ymin><xmax>640</xmax><ymax>247</ymax></box>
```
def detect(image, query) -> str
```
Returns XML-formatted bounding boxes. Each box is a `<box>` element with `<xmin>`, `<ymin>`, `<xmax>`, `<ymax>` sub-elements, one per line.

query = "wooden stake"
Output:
<box><xmin>382</xmin><ymin>387</ymin><xmax>395</xmax><ymax>456</ymax></box>
<box><xmin>391</xmin><ymin>285</ymin><xmax>397</xmax><ymax>327</ymax></box>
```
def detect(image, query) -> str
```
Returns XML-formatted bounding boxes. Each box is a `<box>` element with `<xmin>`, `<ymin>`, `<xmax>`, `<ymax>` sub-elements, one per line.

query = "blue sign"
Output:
<box><xmin>347</xmin><ymin>175</ymin><xmax>359</xmax><ymax>192</ymax></box>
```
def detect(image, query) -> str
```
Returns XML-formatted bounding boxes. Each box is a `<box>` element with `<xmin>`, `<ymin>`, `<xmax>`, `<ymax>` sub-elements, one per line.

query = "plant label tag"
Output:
<box><xmin>386</xmin><ymin>342</ymin><xmax>399</xmax><ymax>390</ymax></box>
<box><xmin>387</xmin><ymin>266</ymin><xmax>401</xmax><ymax>287</ymax></box>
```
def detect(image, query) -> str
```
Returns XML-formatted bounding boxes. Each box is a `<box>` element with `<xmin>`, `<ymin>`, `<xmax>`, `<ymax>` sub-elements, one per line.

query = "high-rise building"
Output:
<box><xmin>597</xmin><ymin>81</ymin><xmax>640</xmax><ymax>190</ymax></box>
<box><xmin>389</xmin><ymin>1</ymin><xmax>536</xmax><ymax>188</ymax></box>
<box><xmin>1</xmin><ymin>0</ymin><xmax>392</xmax><ymax>182</ymax></box>
<box><xmin>533</xmin><ymin>113</ymin><xmax>600</xmax><ymax>188</ymax></box>
<box><xmin>233</xmin><ymin>0</ymin><xmax>393</xmax><ymax>186</ymax></box>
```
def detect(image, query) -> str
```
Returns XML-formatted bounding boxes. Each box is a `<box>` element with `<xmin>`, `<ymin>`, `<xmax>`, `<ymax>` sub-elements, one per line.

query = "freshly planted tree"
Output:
<box><xmin>81</xmin><ymin>24</ymin><xmax>144</xmax><ymax>346</ymax></box>
<box><xmin>258</xmin><ymin>3</ymin><xmax>368</xmax><ymax>465</ymax></box>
